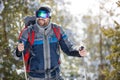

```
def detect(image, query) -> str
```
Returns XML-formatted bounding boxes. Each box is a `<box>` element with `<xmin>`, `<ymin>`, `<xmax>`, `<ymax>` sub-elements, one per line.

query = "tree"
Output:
<box><xmin>101</xmin><ymin>0</ymin><xmax>120</xmax><ymax>80</ymax></box>
<box><xmin>101</xmin><ymin>21</ymin><xmax>120</xmax><ymax>80</ymax></box>
<box><xmin>0</xmin><ymin>0</ymin><xmax>29</xmax><ymax>79</ymax></box>
<box><xmin>82</xmin><ymin>14</ymin><xmax>107</xmax><ymax>80</ymax></box>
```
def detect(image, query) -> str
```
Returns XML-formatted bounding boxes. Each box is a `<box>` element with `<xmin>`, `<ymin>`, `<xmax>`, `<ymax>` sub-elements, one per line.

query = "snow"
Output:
<box><xmin>0</xmin><ymin>0</ymin><xmax>4</xmax><ymax>14</ymax></box>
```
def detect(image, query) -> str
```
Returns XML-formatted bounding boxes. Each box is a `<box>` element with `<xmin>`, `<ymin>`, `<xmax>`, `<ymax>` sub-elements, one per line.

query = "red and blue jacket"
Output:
<box><xmin>15</xmin><ymin>22</ymin><xmax>81</xmax><ymax>78</ymax></box>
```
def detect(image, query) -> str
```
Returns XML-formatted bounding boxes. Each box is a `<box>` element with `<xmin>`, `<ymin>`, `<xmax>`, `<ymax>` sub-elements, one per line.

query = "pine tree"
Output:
<box><xmin>101</xmin><ymin>1</ymin><xmax>120</xmax><ymax>80</ymax></box>
<box><xmin>0</xmin><ymin>0</ymin><xmax>30</xmax><ymax>79</ymax></box>
<box><xmin>101</xmin><ymin>21</ymin><xmax>120</xmax><ymax>80</ymax></box>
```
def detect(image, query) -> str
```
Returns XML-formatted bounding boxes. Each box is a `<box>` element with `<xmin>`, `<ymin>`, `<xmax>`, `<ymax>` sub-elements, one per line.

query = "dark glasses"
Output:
<box><xmin>36</xmin><ymin>10</ymin><xmax>50</xmax><ymax>19</ymax></box>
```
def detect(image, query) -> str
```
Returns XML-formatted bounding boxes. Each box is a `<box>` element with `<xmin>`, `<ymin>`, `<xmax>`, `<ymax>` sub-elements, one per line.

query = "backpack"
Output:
<box><xmin>19</xmin><ymin>16</ymin><xmax>61</xmax><ymax>72</ymax></box>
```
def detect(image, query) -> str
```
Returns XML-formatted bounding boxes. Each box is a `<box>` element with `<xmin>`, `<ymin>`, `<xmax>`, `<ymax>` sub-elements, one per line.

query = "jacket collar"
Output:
<box><xmin>35</xmin><ymin>21</ymin><xmax>52</xmax><ymax>35</ymax></box>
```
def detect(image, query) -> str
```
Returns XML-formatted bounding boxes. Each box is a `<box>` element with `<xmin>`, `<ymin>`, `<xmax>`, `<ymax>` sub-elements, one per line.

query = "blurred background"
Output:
<box><xmin>0</xmin><ymin>0</ymin><xmax>120</xmax><ymax>80</ymax></box>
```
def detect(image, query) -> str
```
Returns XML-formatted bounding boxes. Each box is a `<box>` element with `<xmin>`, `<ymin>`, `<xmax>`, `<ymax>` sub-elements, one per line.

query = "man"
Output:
<box><xmin>15</xmin><ymin>5</ymin><xmax>86</xmax><ymax>80</ymax></box>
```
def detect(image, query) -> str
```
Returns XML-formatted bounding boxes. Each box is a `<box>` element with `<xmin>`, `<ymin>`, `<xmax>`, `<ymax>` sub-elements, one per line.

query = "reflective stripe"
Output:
<box><xmin>33</xmin><ymin>40</ymin><xmax>43</xmax><ymax>45</ymax></box>
<box><xmin>33</xmin><ymin>37</ymin><xmax>58</xmax><ymax>45</ymax></box>
<box><xmin>50</xmin><ymin>36</ymin><xmax>58</xmax><ymax>43</ymax></box>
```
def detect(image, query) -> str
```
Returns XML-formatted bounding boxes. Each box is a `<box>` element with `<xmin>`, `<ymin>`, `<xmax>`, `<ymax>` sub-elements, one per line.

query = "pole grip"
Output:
<box><xmin>79</xmin><ymin>46</ymin><xmax>84</xmax><ymax>51</ymax></box>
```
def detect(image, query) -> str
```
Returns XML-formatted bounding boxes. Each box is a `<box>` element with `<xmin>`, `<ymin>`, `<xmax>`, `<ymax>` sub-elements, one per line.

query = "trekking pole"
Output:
<box><xmin>20</xmin><ymin>41</ymin><xmax>28</xmax><ymax>80</ymax></box>
<box><xmin>83</xmin><ymin>57</ymin><xmax>87</xmax><ymax>80</ymax></box>
<box><xmin>79</xmin><ymin>46</ymin><xmax>87</xmax><ymax>80</ymax></box>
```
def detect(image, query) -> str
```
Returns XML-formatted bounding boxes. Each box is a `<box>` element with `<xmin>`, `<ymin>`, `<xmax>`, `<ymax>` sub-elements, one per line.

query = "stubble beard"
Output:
<box><xmin>39</xmin><ymin>20</ymin><xmax>49</xmax><ymax>27</ymax></box>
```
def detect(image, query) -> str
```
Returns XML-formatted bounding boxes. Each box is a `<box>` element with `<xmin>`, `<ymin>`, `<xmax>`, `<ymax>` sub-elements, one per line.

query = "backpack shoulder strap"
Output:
<box><xmin>52</xmin><ymin>24</ymin><xmax>61</xmax><ymax>41</ymax></box>
<box><xmin>19</xmin><ymin>26</ymin><xmax>35</xmax><ymax>45</ymax></box>
<box><xmin>18</xmin><ymin>27</ymin><xmax>27</xmax><ymax>40</ymax></box>
<box><xmin>27</xmin><ymin>28</ymin><xmax>35</xmax><ymax>46</ymax></box>
<box><xmin>52</xmin><ymin>24</ymin><xmax>61</xmax><ymax>64</ymax></box>
<box><xmin>18</xmin><ymin>26</ymin><xmax>35</xmax><ymax>72</ymax></box>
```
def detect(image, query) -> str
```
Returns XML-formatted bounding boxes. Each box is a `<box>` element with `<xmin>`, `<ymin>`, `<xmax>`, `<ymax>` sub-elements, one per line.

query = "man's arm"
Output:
<box><xmin>59</xmin><ymin>27</ymin><xmax>86</xmax><ymax>57</ymax></box>
<box><xmin>14</xmin><ymin>28</ymin><xmax>28</xmax><ymax>58</ymax></box>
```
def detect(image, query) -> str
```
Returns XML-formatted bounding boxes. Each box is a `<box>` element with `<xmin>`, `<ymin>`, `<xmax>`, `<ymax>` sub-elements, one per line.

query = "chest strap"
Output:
<box><xmin>29</xmin><ymin>64</ymin><xmax>59</xmax><ymax>74</ymax></box>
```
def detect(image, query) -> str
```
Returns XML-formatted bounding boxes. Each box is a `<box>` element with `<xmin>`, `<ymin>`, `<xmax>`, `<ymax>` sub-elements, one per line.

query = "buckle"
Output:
<box><xmin>46</xmin><ymin>69</ymin><xmax>50</xmax><ymax>74</ymax></box>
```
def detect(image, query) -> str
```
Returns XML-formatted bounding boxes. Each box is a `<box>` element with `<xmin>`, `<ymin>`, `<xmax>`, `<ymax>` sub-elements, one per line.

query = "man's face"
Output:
<box><xmin>37</xmin><ymin>18</ymin><xmax>50</xmax><ymax>27</ymax></box>
<box><xmin>36</xmin><ymin>10</ymin><xmax>50</xmax><ymax>27</ymax></box>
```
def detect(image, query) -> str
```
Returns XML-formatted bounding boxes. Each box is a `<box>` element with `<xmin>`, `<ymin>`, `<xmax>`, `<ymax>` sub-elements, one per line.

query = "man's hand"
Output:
<box><xmin>18</xmin><ymin>43</ymin><xmax>24</xmax><ymax>52</ymax></box>
<box><xmin>79</xmin><ymin>46</ymin><xmax>87</xmax><ymax>57</ymax></box>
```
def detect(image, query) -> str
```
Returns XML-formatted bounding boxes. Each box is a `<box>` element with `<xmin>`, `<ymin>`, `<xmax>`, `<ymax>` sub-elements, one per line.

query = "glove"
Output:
<box><xmin>79</xmin><ymin>46</ymin><xmax>84</xmax><ymax>51</ymax></box>
<box><xmin>16</xmin><ymin>41</ymin><xmax>24</xmax><ymax>57</ymax></box>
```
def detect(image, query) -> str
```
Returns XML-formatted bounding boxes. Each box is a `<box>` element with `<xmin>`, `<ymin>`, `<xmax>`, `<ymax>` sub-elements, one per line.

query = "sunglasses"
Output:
<box><xmin>36</xmin><ymin>10</ymin><xmax>50</xmax><ymax>19</ymax></box>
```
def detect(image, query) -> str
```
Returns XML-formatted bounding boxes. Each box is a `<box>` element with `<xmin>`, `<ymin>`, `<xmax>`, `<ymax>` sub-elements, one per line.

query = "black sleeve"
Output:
<box><xmin>59</xmin><ymin>27</ymin><xmax>81</xmax><ymax>57</ymax></box>
<box><xmin>59</xmin><ymin>38</ymin><xmax>81</xmax><ymax>57</ymax></box>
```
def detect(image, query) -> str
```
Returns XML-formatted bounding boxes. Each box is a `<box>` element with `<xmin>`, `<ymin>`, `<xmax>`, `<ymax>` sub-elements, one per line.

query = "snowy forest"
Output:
<box><xmin>0</xmin><ymin>0</ymin><xmax>120</xmax><ymax>80</ymax></box>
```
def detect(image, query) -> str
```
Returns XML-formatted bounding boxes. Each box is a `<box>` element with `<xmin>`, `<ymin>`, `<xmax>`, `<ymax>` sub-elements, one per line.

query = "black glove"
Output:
<box><xmin>16</xmin><ymin>40</ymin><xmax>23</xmax><ymax>57</ymax></box>
<box><xmin>79</xmin><ymin>46</ymin><xmax>84</xmax><ymax>51</ymax></box>
<box><xmin>16</xmin><ymin>48</ymin><xmax>22</xmax><ymax>57</ymax></box>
